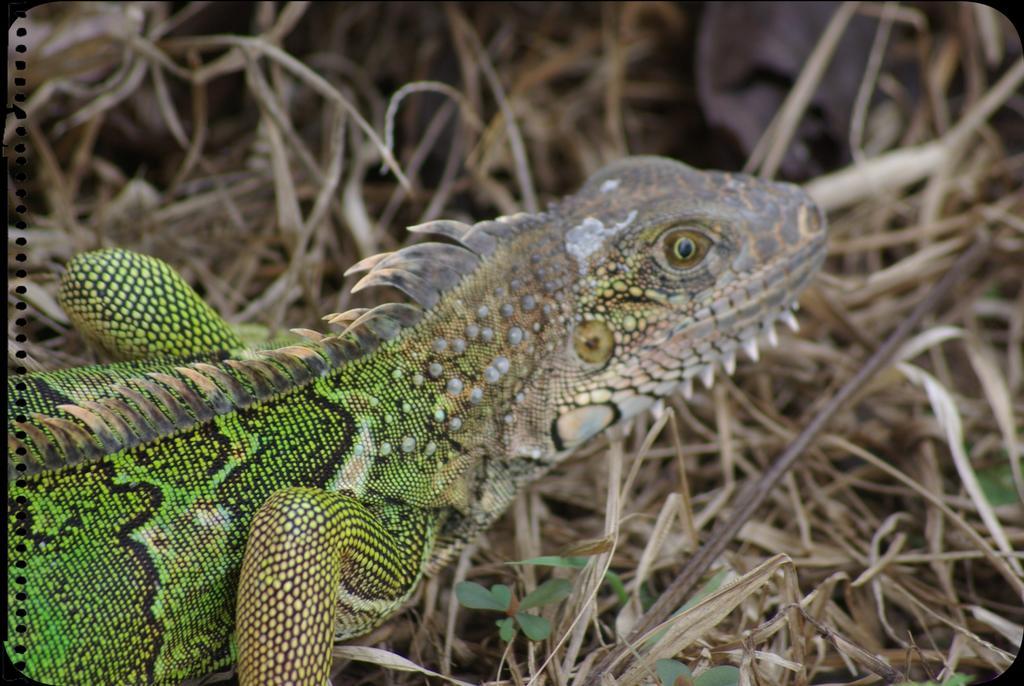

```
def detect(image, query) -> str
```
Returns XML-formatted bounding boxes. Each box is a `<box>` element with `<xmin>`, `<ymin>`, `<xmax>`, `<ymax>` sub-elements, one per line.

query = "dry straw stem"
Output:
<box><xmin>446</xmin><ymin>4</ymin><xmax>538</xmax><ymax>214</ymax></box>
<box><xmin>807</xmin><ymin>58</ymin><xmax>1024</xmax><ymax>212</ymax></box>
<box><xmin>526</xmin><ymin>425</ymin><xmax>625</xmax><ymax>684</ymax></box>
<box><xmin>616</xmin><ymin>554</ymin><xmax>808</xmax><ymax>686</ymax></box>
<box><xmin>332</xmin><ymin>646</ymin><xmax>475</xmax><ymax>686</ymax></box>
<box><xmin>744</xmin><ymin>1</ymin><xmax>861</xmax><ymax>179</ymax></box>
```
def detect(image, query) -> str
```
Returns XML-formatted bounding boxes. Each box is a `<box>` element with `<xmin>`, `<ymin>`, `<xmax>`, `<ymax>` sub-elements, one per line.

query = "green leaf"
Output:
<box><xmin>514</xmin><ymin>611</ymin><xmax>551</xmax><ymax>640</ymax></box>
<box><xmin>977</xmin><ymin>461</ymin><xmax>1017</xmax><ymax>507</ymax></box>
<box><xmin>511</xmin><ymin>555</ymin><xmax>589</xmax><ymax>568</ymax></box>
<box><xmin>983</xmin><ymin>284</ymin><xmax>1004</xmax><ymax>298</ymax></box>
<box><xmin>513</xmin><ymin>556</ymin><xmax>628</xmax><ymax>605</ymax></box>
<box><xmin>895</xmin><ymin>675</ymin><xmax>974</xmax><ymax>686</ymax></box>
<box><xmin>678</xmin><ymin>569</ymin><xmax>729</xmax><ymax>613</ymax></box>
<box><xmin>645</xmin><ymin>569</ymin><xmax>731</xmax><ymax>649</ymax></box>
<box><xmin>489</xmin><ymin>584</ymin><xmax>513</xmax><ymax>611</ymax></box>
<box><xmin>640</xmin><ymin>581</ymin><xmax>658</xmax><ymax>610</ymax></box>
<box><xmin>603</xmin><ymin>569</ymin><xmax>628</xmax><ymax>605</ymax></box>
<box><xmin>656</xmin><ymin>659</ymin><xmax>693</xmax><ymax>686</ymax></box>
<box><xmin>455</xmin><ymin>581</ymin><xmax>508</xmax><ymax>611</ymax></box>
<box><xmin>693</xmin><ymin>665</ymin><xmax>740</xmax><ymax>686</ymax></box>
<box><xmin>496</xmin><ymin>617</ymin><xmax>517</xmax><ymax>642</ymax></box>
<box><xmin>519</xmin><ymin>578</ymin><xmax>573</xmax><ymax>610</ymax></box>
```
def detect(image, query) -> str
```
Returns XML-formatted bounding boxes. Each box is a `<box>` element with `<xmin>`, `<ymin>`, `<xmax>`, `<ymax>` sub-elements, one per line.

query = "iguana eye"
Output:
<box><xmin>661</xmin><ymin>228</ymin><xmax>711</xmax><ymax>269</ymax></box>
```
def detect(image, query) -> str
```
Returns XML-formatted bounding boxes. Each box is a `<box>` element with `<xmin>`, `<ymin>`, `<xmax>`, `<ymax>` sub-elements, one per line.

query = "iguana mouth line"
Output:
<box><xmin>642</xmin><ymin>223</ymin><xmax>827</xmax><ymax>399</ymax></box>
<box><xmin>614</xmin><ymin>299</ymin><xmax>804</xmax><ymax>404</ymax></box>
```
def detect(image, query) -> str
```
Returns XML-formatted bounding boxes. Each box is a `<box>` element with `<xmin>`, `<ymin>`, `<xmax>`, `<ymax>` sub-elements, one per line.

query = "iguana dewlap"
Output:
<box><xmin>7</xmin><ymin>156</ymin><xmax>827</xmax><ymax>684</ymax></box>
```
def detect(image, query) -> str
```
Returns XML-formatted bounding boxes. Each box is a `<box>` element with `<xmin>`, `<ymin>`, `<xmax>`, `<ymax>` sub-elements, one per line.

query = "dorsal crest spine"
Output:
<box><xmin>13</xmin><ymin>209</ymin><xmax>544</xmax><ymax>474</ymax></box>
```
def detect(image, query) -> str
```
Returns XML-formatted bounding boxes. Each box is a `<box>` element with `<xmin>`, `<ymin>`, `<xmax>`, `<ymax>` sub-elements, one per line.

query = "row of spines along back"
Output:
<box><xmin>11</xmin><ymin>211</ymin><xmax>546</xmax><ymax>476</ymax></box>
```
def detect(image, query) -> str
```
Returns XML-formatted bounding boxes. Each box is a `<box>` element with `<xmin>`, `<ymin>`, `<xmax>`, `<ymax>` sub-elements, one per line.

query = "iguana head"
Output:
<box><xmin>541</xmin><ymin>156</ymin><xmax>828</xmax><ymax>451</ymax></box>
<box><xmin>341</xmin><ymin>156</ymin><xmax>825</xmax><ymax>469</ymax></box>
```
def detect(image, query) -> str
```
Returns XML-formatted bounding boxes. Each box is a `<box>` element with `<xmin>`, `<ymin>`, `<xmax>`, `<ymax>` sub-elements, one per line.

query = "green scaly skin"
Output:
<box><xmin>7</xmin><ymin>157</ymin><xmax>827</xmax><ymax>684</ymax></box>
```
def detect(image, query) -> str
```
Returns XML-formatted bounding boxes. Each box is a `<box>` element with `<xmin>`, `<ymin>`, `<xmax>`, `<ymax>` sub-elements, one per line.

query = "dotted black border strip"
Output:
<box><xmin>9</xmin><ymin>5</ymin><xmax>32</xmax><ymax>679</ymax></box>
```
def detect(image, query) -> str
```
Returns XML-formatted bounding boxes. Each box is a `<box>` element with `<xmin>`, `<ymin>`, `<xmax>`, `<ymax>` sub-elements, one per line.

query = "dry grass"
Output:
<box><xmin>8</xmin><ymin>3</ymin><xmax>1022</xmax><ymax>685</ymax></box>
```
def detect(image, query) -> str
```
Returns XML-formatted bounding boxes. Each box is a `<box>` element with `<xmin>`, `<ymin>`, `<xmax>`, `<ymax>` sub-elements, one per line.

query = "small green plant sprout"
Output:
<box><xmin>656</xmin><ymin>660</ymin><xmax>741</xmax><ymax>686</ymax></box>
<box><xmin>455</xmin><ymin>578</ymin><xmax>572</xmax><ymax>642</ymax></box>
<box><xmin>896</xmin><ymin>675</ymin><xmax>974</xmax><ymax>686</ymax></box>
<box><xmin>511</xmin><ymin>555</ymin><xmax>629</xmax><ymax>605</ymax></box>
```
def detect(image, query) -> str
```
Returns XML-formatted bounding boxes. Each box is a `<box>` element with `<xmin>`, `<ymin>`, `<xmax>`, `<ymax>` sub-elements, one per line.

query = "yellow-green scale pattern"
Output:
<box><xmin>12</xmin><ymin>355</ymin><xmax>443</xmax><ymax>680</ymax></box>
<box><xmin>57</xmin><ymin>249</ymin><xmax>244</xmax><ymax>362</ymax></box>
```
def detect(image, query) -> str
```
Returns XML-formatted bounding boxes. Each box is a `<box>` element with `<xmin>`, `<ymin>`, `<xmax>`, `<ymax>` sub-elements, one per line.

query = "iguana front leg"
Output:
<box><xmin>236</xmin><ymin>488</ymin><xmax>437</xmax><ymax>685</ymax></box>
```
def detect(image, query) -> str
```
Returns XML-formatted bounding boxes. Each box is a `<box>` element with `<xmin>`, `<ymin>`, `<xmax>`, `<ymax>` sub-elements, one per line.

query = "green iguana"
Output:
<box><xmin>7</xmin><ymin>156</ymin><xmax>827</xmax><ymax>684</ymax></box>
